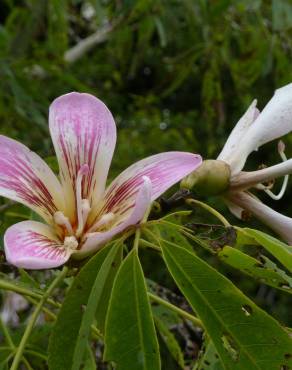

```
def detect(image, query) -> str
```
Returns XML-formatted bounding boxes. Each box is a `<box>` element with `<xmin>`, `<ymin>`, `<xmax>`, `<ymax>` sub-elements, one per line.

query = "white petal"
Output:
<box><xmin>227</xmin><ymin>192</ymin><xmax>292</xmax><ymax>244</ymax></box>
<box><xmin>227</xmin><ymin>83</ymin><xmax>292</xmax><ymax>174</ymax></box>
<box><xmin>217</xmin><ymin>99</ymin><xmax>259</xmax><ymax>169</ymax></box>
<box><xmin>230</xmin><ymin>158</ymin><xmax>292</xmax><ymax>191</ymax></box>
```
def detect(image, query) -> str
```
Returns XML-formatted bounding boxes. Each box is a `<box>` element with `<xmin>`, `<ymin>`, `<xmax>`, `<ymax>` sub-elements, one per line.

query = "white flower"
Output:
<box><xmin>218</xmin><ymin>83</ymin><xmax>292</xmax><ymax>243</ymax></box>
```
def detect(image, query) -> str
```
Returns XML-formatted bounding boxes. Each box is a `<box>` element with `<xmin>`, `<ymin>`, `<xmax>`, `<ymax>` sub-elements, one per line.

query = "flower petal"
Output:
<box><xmin>78</xmin><ymin>176</ymin><xmax>152</xmax><ymax>256</ymax></box>
<box><xmin>49</xmin><ymin>92</ymin><xmax>117</xmax><ymax>220</ymax></box>
<box><xmin>217</xmin><ymin>100</ymin><xmax>259</xmax><ymax>171</ymax></box>
<box><xmin>90</xmin><ymin>151</ymin><xmax>202</xmax><ymax>225</ymax></box>
<box><xmin>0</xmin><ymin>136</ymin><xmax>65</xmax><ymax>223</ymax></box>
<box><xmin>4</xmin><ymin>221</ymin><xmax>72</xmax><ymax>269</ymax></box>
<box><xmin>224</xmin><ymin>198</ymin><xmax>245</xmax><ymax>220</ymax></box>
<box><xmin>230</xmin><ymin>158</ymin><xmax>292</xmax><ymax>191</ymax></box>
<box><xmin>227</xmin><ymin>192</ymin><xmax>292</xmax><ymax>244</ymax></box>
<box><xmin>227</xmin><ymin>83</ymin><xmax>292</xmax><ymax>174</ymax></box>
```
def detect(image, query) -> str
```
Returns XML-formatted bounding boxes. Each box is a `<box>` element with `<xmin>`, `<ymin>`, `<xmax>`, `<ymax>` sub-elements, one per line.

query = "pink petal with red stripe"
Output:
<box><xmin>49</xmin><ymin>92</ymin><xmax>117</xmax><ymax>220</ymax></box>
<box><xmin>79</xmin><ymin>176</ymin><xmax>152</xmax><ymax>255</ymax></box>
<box><xmin>0</xmin><ymin>136</ymin><xmax>65</xmax><ymax>223</ymax></box>
<box><xmin>4</xmin><ymin>221</ymin><xmax>72</xmax><ymax>269</ymax></box>
<box><xmin>96</xmin><ymin>152</ymin><xmax>202</xmax><ymax>223</ymax></box>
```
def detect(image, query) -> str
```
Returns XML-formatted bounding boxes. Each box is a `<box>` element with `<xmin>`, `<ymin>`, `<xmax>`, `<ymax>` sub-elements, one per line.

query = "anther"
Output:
<box><xmin>54</xmin><ymin>211</ymin><xmax>74</xmax><ymax>235</ymax></box>
<box><xmin>76</xmin><ymin>164</ymin><xmax>90</xmax><ymax>238</ymax></box>
<box><xmin>86</xmin><ymin>212</ymin><xmax>115</xmax><ymax>234</ymax></box>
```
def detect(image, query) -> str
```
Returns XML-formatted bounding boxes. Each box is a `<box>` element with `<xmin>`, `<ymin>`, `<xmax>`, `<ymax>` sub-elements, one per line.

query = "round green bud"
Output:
<box><xmin>180</xmin><ymin>159</ymin><xmax>231</xmax><ymax>196</ymax></box>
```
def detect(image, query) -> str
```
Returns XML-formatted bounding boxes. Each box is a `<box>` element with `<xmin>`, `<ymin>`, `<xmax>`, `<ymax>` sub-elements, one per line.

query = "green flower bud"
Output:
<box><xmin>180</xmin><ymin>160</ymin><xmax>231</xmax><ymax>196</ymax></box>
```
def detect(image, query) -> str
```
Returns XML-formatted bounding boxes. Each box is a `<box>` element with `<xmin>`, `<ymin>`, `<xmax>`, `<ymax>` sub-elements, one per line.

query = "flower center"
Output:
<box><xmin>53</xmin><ymin>164</ymin><xmax>116</xmax><ymax>248</ymax></box>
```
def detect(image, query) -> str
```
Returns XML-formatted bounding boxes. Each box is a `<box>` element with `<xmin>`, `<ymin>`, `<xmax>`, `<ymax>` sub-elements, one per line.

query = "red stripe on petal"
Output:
<box><xmin>0</xmin><ymin>136</ymin><xmax>64</xmax><ymax>221</ymax></box>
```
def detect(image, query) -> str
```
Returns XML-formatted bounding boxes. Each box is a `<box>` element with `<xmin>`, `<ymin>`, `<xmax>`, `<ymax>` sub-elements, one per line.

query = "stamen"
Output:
<box><xmin>76</xmin><ymin>164</ymin><xmax>90</xmax><ymax>238</ymax></box>
<box><xmin>86</xmin><ymin>212</ymin><xmax>115</xmax><ymax>234</ymax></box>
<box><xmin>54</xmin><ymin>211</ymin><xmax>74</xmax><ymax>235</ymax></box>
<box><xmin>263</xmin><ymin>141</ymin><xmax>289</xmax><ymax>201</ymax></box>
<box><xmin>81</xmin><ymin>199</ymin><xmax>91</xmax><ymax>223</ymax></box>
<box><xmin>64</xmin><ymin>236</ymin><xmax>78</xmax><ymax>251</ymax></box>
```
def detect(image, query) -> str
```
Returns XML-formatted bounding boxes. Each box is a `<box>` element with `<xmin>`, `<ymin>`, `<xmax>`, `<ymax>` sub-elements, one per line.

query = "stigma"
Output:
<box><xmin>64</xmin><ymin>236</ymin><xmax>78</xmax><ymax>251</ymax></box>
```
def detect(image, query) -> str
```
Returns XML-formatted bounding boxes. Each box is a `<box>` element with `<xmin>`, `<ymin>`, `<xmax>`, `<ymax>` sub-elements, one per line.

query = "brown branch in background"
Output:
<box><xmin>64</xmin><ymin>18</ymin><xmax>122</xmax><ymax>64</ymax></box>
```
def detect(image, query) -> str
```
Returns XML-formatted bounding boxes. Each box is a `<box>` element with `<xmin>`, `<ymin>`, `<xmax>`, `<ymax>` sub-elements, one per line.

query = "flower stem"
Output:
<box><xmin>139</xmin><ymin>238</ymin><xmax>161</xmax><ymax>252</ymax></box>
<box><xmin>0</xmin><ymin>277</ymin><xmax>103</xmax><ymax>342</ymax></box>
<box><xmin>24</xmin><ymin>350</ymin><xmax>47</xmax><ymax>361</ymax></box>
<box><xmin>10</xmin><ymin>267</ymin><xmax>68</xmax><ymax>370</ymax></box>
<box><xmin>186</xmin><ymin>198</ymin><xmax>230</xmax><ymax>227</ymax></box>
<box><xmin>0</xmin><ymin>317</ymin><xmax>15</xmax><ymax>350</ymax></box>
<box><xmin>148</xmin><ymin>292</ymin><xmax>203</xmax><ymax>329</ymax></box>
<box><xmin>0</xmin><ymin>279</ymin><xmax>60</xmax><ymax>309</ymax></box>
<box><xmin>133</xmin><ymin>205</ymin><xmax>152</xmax><ymax>252</ymax></box>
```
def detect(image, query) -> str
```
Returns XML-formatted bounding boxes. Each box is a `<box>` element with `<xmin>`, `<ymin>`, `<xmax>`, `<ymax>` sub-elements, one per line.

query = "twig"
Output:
<box><xmin>64</xmin><ymin>19</ymin><xmax>121</xmax><ymax>64</ymax></box>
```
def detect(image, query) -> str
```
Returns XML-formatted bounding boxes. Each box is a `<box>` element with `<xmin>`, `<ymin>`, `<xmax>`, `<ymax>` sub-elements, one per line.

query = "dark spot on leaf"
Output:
<box><xmin>284</xmin><ymin>354</ymin><xmax>292</xmax><ymax>360</ymax></box>
<box><xmin>279</xmin><ymin>284</ymin><xmax>291</xmax><ymax>290</ymax></box>
<box><xmin>241</xmin><ymin>304</ymin><xmax>253</xmax><ymax>316</ymax></box>
<box><xmin>204</xmin><ymin>360</ymin><xmax>210</xmax><ymax>365</ymax></box>
<box><xmin>111</xmin><ymin>261</ymin><xmax>116</xmax><ymax>267</ymax></box>
<box><xmin>257</xmin><ymin>256</ymin><xmax>266</xmax><ymax>265</ymax></box>
<box><xmin>221</xmin><ymin>334</ymin><xmax>239</xmax><ymax>361</ymax></box>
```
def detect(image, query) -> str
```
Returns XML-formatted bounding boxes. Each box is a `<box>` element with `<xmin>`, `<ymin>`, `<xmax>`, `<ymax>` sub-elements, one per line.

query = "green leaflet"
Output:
<box><xmin>148</xmin><ymin>221</ymin><xmax>193</xmax><ymax>252</ymax></box>
<box><xmin>242</xmin><ymin>228</ymin><xmax>292</xmax><ymax>272</ymax></box>
<box><xmin>193</xmin><ymin>338</ymin><xmax>224</xmax><ymax>370</ymax></box>
<box><xmin>48</xmin><ymin>242</ymin><xmax>122</xmax><ymax>370</ymax></box>
<box><xmin>218</xmin><ymin>246</ymin><xmax>292</xmax><ymax>293</ymax></box>
<box><xmin>161</xmin><ymin>242</ymin><xmax>292</xmax><ymax>370</ymax></box>
<box><xmin>154</xmin><ymin>316</ymin><xmax>184</xmax><ymax>369</ymax></box>
<box><xmin>104</xmin><ymin>249</ymin><xmax>160</xmax><ymax>370</ymax></box>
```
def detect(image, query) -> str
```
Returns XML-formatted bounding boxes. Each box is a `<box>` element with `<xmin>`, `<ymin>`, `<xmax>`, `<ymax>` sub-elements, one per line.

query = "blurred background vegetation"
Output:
<box><xmin>0</xmin><ymin>0</ymin><xmax>292</xmax><ymax>364</ymax></box>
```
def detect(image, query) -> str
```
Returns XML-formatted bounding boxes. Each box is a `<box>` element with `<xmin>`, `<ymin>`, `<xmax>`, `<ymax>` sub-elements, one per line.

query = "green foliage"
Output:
<box><xmin>242</xmin><ymin>228</ymin><xmax>292</xmax><ymax>272</ymax></box>
<box><xmin>48</xmin><ymin>242</ymin><xmax>122</xmax><ymax>370</ymax></box>
<box><xmin>104</xmin><ymin>249</ymin><xmax>160</xmax><ymax>370</ymax></box>
<box><xmin>154</xmin><ymin>316</ymin><xmax>184</xmax><ymax>369</ymax></box>
<box><xmin>194</xmin><ymin>339</ymin><xmax>224</xmax><ymax>370</ymax></box>
<box><xmin>160</xmin><ymin>241</ymin><xmax>292</xmax><ymax>370</ymax></box>
<box><xmin>1</xmin><ymin>1</ymin><xmax>292</xmax><ymax>369</ymax></box>
<box><xmin>218</xmin><ymin>245</ymin><xmax>292</xmax><ymax>293</ymax></box>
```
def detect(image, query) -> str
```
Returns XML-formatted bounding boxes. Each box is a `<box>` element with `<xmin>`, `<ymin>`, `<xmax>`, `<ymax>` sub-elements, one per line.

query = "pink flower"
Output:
<box><xmin>1</xmin><ymin>93</ymin><xmax>202</xmax><ymax>269</ymax></box>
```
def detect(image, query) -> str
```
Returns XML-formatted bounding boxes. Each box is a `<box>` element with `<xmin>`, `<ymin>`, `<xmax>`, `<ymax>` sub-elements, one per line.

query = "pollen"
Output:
<box><xmin>64</xmin><ymin>236</ymin><xmax>79</xmax><ymax>251</ymax></box>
